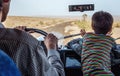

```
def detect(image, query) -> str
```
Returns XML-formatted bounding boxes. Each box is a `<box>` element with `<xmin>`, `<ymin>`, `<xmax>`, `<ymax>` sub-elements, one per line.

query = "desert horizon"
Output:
<box><xmin>3</xmin><ymin>16</ymin><xmax>120</xmax><ymax>44</ymax></box>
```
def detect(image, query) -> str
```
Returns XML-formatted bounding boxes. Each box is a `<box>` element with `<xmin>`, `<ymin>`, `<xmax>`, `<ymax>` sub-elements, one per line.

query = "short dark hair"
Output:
<box><xmin>92</xmin><ymin>11</ymin><xmax>113</xmax><ymax>34</ymax></box>
<box><xmin>0</xmin><ymin>0</ymin><xmax>2</xmax><ymax>11</ymax></box>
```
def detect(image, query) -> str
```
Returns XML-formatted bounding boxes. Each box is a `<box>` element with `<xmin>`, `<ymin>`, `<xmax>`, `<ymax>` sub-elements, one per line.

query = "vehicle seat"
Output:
<box><xmin>60</xmin><ymin>49</ymin><xmax>83</xmax><ymax>76</ymax></box>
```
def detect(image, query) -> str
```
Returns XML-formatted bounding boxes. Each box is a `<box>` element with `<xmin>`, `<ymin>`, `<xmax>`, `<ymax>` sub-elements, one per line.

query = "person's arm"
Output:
<box><xmin>14</xmin><ymin>26</ymin><xmax>65</xmax><ymax>76</ymax></box>
<box><xmin>47</xmin><ymin>49</ymin><xmax>65</xmax><ymax>76</ymax></box>
<box><xmin>44</xmin><ymin>34</ymin><xmax>65</xmax><ymax>76</ymax></box>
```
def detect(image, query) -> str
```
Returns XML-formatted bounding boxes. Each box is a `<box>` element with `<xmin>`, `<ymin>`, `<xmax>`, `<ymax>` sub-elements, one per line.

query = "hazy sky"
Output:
<box><xmin>8</xmin><ymin>0</ymin><xmax>120</xmax><ymax>16</ymax></box>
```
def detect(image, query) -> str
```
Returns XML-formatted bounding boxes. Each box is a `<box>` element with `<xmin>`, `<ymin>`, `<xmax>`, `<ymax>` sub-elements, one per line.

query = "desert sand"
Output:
<box><xmin>4</xmin><ymin>16</ymin><xmax>120</xmax><ymax>44</ymax></box>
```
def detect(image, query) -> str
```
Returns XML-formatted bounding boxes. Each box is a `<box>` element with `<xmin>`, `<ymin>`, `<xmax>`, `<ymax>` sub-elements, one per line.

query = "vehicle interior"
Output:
<box><xmin>5</xmin><ymin>0</ymin><xmax>120</xmax><ymax>76</ymax></box>
<box><xmin>25</xmin><ymin>28</ymin><xmax>120</xmax><ymax>76</ymax></box>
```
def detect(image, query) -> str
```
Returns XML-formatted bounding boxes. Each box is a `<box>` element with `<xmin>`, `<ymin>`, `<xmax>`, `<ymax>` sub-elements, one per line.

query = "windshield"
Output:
<box><xmin>4</xmin><ymin>0</ymin><xmax>120</xmax><ymax>45</ymax></box>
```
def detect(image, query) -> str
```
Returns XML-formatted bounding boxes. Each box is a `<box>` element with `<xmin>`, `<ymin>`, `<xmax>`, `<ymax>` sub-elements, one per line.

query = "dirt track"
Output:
<box><xmin>4</xmin><ymin>16</ymin><xmax>120</xmax><ymax>44</ymax></box>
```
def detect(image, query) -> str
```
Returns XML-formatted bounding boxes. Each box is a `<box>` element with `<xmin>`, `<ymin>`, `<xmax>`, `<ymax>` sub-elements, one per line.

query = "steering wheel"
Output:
<box><xmin>25</xmin><ymin>28</ymin><xmax>48</xmax><ymax>36</ymax></box>
<box><xmin>25</xmin><ymin>28</ymin><xmax>48</xmax><ymax>54</ymax></box>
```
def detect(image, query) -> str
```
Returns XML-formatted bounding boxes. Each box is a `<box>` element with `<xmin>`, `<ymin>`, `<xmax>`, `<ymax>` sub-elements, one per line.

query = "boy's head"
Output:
<box><xmin>91</xmin><ymin>11</ymin><xmax>113</xmax><ymax>35</ymax></box>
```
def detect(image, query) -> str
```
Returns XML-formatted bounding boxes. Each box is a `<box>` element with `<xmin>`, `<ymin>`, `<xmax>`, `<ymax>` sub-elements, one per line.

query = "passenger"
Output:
<box><xmin>80</xmin><ymin>11</ymin><xmax>115</xmax><ymax>76</ymax></box>
<box><xmin>0</xmin><ymin>0</ymin><xmax>65</xmax><ymax>76</ymax></box>
<box><xmin>0</xmin><ymin>49</ymin><xmax>21</xmax><ymax>76</ymax></box>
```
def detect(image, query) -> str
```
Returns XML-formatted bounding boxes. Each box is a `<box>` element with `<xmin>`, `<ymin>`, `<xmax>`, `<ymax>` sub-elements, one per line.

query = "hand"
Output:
<box><xmin>14</xmin><ymin>26</ymin><xmax>34</xmax><ymax>33</ymax></box>
<box><xmin>14</xmin><ymin>26</ymin><xmax>26</xmax><ymax>31</ymax></box>
<box><xmin>107</xmin><ymin>30</ymin><xmax>113</xmax><ymax>36</ymax></box>
<box><xmin>44</xmin><ymin>34</ymin><xmax>58</xmax><ymax>51</ymax></box>
<box><xmin>80</xmin><ymin>29</ymin><xmax>86</xmax><ymax>37</ymax></box>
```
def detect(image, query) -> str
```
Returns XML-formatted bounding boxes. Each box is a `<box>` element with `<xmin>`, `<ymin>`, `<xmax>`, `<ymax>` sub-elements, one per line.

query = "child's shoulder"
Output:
<box><xmin>84</xmin><ymin>32</ymin><xmax>95</xmax><ymax>37</ymax></box>
<box><xmin>84</xmin><ymin>32</ymin><xmax>114</xmax><ymax>41</ymax></box>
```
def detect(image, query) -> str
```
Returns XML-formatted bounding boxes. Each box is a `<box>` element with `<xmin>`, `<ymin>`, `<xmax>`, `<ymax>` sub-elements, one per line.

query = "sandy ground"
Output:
<box><xmin>4</xmin><ymin>16</ymin><xmax>120</xmax><ymax>44</ymax></box>
<box><xmin>112</xmin><ymin>28</ymin><xmax>120</xmax><ymax>44</ymax></box>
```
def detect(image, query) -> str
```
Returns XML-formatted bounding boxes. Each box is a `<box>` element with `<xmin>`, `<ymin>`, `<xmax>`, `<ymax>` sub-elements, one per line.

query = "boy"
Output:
<box><xmin>81</xmin><ymin>11</ymin><xmax>114</xmax><ymax>76</ymax></box>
